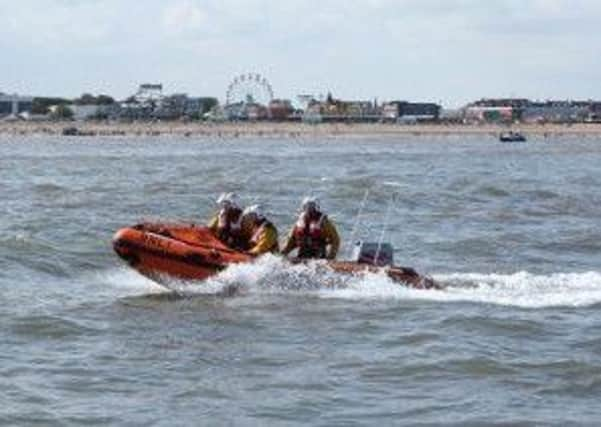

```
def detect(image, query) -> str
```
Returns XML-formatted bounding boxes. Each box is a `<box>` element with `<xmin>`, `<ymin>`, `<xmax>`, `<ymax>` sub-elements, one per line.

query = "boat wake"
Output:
<box><xmin>99</xmin><ymin>255</ymin><xmax>601</xmax><ymax>308</ymax></box>
<box><xmin>431</xmin><ymin>271</ymin><xmax>601</xmax><ymax>308</ymax></box>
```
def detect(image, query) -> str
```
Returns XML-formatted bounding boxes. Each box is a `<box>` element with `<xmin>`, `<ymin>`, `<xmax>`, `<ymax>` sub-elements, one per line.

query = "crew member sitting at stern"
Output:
<box><xmin>241</xmin><ymin>204</ymin><xmax>279</xmax><ymax>256</ymax></box>
<box><xmin>281</xmin><ymin>197</ymin><xmax>340</xmax><ymax>260</ymax></box>
<box><xmin>208</xmin><ymin>192</ymin><xmax>247</xmax><ymax>250</ymax></box>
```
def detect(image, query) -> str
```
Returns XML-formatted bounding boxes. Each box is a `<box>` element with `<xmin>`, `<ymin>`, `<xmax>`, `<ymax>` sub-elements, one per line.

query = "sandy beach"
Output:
<box><xmin>1</xmin><ymin>120</ymin><xmax>601</xmax><ymax>138</ymax></box>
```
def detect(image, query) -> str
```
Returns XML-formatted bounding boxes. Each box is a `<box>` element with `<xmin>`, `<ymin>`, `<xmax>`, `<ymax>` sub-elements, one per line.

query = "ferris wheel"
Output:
<box><xmin>226</xmin><ymin>73</ymin><xmax>274</xmax><ymax>106</ymax></box>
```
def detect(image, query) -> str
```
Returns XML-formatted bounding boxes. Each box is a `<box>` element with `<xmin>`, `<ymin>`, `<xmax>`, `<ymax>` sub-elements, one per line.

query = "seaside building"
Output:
<box><xmin>464</xmin><ymin>98</ymin><xmax>529</xmax><ymax>123</ymax></box>
<box><xmin>153</xmin><ymin>93</ymin><xmax>188</xmax><ymax>119</ymax></box>
<box><xmin>0</xmin><ymin>93</ymin><xmax>34</xmax><ymax>118</ymax></box>
<box><xmin>589</xmin><ymin>102</ymin><xmax>601</xmax><ymax>122</ymax></box>
<box><xmin>470</xmin><ymin>98</ymin><xmax>530</xmax><ymax>108</ymax></box>
<box><xmin>223</xmin><ymin>101</ymin><xmax>272</xmax><ymax>121</ymax></box>
<box><xmin>296</xmin><ymin>95</ymin><xmax>314</xmax><ymax>112</ymax></box>
<box><xmin>302</xmin><ymin>101</ymin><xmax>323</xmax><ymax>124</ymax></box>
<box><xmin>118</xmin><ymin>100</ymin><xmax>153</xmax><ymax>121</ymax></box>
<box><xmin>462</xmin><ymin>98</ymin><xmax>601</xmax><ymax>124</ymax></box>
<box><xmin>439</xmin><ymin>108</ymin><xmax>464</xmax><ymax>123</ymax></box>
<box><xmin>381</xmin><ymin>101</ymin><xmax>441</xmax><ymax>122</ymax></box>
<box><xmin>223</xmin><ymin>102</ymin><xmax>246</xmax><ymax>121</ymax></box>
<box><xmin>116</xmin><ymin>84</ymin><xmax>218</xmax><ymax>121</ymax></box>
<box><xmin>115</xmin><ymin>84</ymin><xmax>164</xmax><ymax>121</ymax></box>
<box><xmin>183</xmin><ymin>97</ymin><xmax>218</xmax><ymax>118</ymax></box>
<box><xmin>268</xmin><ymin>99</ymin><xmax>294</xmax><ymax>121</ymax></box>
<box><xmin>382</xmin><ymin>103</ymin><xmax>400</xmax><ymax>121</ymax></box>
<box><xmin>71</xmin><ymin>105</ymin><xmax>101</xmax><ymax>121</ymax></box>
<box><xmin>464</xmin><ymin>106</ymin><xmax>514</xmax><ymax>123</ymax></box>
<box><xmin>522</xmin><ymin>101</ymin><xmax>590</xmax><ymax>124</ymax></box>
<box><xmin>135</xmin><ymin>84</ymin><xmax>163</xmax><ymax>104</ymax></box>
<box><xmin>70</xmin><ymin>104</ymin><xmax>121</xmax><ymax>121</ymax></box>
<box><xmin>246</xmin><ymin>103</ymin><xmax>268</xmax><ymax>121</ymax></box>
<box><xmin>302</xmin><ymin>93</ymin><xmax>380</xmax><ymax>123</ymax></box>
<box><xmin>68</xmin><ymin>94</ymin><xmax>120</xmax><ymax>120</ymax></box>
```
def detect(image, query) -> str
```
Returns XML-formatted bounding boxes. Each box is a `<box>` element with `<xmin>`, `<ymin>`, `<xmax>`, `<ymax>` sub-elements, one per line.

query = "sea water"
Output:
<box><xmin>1</xmin><ymin>134</ymin><xmax>601</xmax><ymax>425</ymax></box>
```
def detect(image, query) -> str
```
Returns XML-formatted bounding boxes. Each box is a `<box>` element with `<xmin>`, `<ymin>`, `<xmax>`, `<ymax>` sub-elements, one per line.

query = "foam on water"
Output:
<box><xmin>98</xmin><ymin>268</ymin><xmax>167</xmax><ymax>296</ymax></box>
<box><xmin>108</xmin><ymin>255</ymin><xmax>601</xmax><ymax>309</ymax></box>
<box><xmin>430</xmin><ymin>271</ymin><xmax>601</xmax><ymax>308</ymax></box>
<box><xmin>203</xmin><ymin>254</ymin><xmax>349</xmax><ymax>295</ymax></box>
<box><xmin>323</xmin><ymin>270</ymin><xmax>601</xmax><ymax>308</ymax></box>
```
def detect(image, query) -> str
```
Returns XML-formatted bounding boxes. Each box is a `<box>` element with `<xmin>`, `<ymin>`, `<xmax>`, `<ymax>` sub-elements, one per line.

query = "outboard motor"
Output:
<box><xmin>352</xmin><ymin>241</ymin><xmax>394</xmax><ymax>266</ymax></box>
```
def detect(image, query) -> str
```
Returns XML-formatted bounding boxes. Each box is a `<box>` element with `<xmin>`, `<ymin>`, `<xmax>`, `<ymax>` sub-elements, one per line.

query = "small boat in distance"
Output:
<box><xmin>499</xmin><ymin>131</ymin><xmax>527</xmax><ymax>142</ymax></box>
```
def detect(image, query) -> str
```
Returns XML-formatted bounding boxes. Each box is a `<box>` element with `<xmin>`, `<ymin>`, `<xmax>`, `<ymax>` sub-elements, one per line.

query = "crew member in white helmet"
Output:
<box><xmin>281</xmin><ymin>197</ymin><xmax>340</xmax><ymax>259</ymax></box>
<box><xmin>207</xmin><ymin>192</ymin><xmax>247</xmax><ymax>250</ymax></box>
<box><xmin>241</xmin><ymin>204</ymin><xmax>279</xmax><ymax>256</ymax></box>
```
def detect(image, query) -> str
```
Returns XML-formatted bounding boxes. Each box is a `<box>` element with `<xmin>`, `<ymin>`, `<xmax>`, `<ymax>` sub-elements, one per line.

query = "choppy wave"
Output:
<box><xmin>0</xmin><ymin>232</ymin><xmax>112</xmax><ymax>278</ymax></box>
<box><xmin>102</xmin><ymin>256</ymin><xmax>601</xmax><ymax>309</ymax></box>
<box><xmin>32</xmin><ymin>183</ymin><xmax>67</xmax><ymax>194</ymax></box>
<box><xmin>9</xmin><ymin>314</ymin><xmax>97</xmax><ymax>339</ymax></box>
<box><xmin>99</xmin><ymin>268</ymin><xmax>166</xmax><ymax>296</ymax></box>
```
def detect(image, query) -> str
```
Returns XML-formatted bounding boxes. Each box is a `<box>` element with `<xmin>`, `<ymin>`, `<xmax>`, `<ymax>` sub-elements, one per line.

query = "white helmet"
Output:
<box><xmin>301</xmin><ymin>196</ymin><xmax>320</xmax><ymax>212</ymax></box>
<box><xmin>242</xmin><ymin>204</ymin><xmax>264</xmax><ymax>220</ymax></box>
<box><xmin>216</xmin><ymin>192</ymin><xmax>239</xmax><ymax>209</ymax></box>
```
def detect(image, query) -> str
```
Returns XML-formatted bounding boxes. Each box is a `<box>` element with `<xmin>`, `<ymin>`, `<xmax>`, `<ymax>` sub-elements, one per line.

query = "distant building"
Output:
<box><xmin>382</xmin><ymin>101</ymin><xmax>441</xmax><ymax>122</ymax></box>
<box><xmin>184</xmin><ymin>97</ymin><xmax>218</xmax><ymax>118</ymax></box>
<box><xmin>223</xmin><ymin>102</ymin><xmax>245</xmax><ymax>120</ymax></box>
<box><xmin>466</xmin><ymin>98</ymin><xmax>528</xmax><ymax>122</ymax></box>
<box><xmin>401</xmin><ymin>102</ymin><xmax>440</xmax><ymax>121</ymax></box>
<box><xmin>154</xmin><ymin>93</ymin><xmax>187</xmax><ymax>119</ymax></box>
<box><xmin>135</xmin><ymin>84</ymin><xmax>163</xmax><ymax>104</ymax></box>
<box><xmin>70</xmin><ymin>104</ymin><xmax>121</xmax><ymax>121</ymax></box>
<box><xmin>118</xmin><ymin>85</ymin><xmax>218</xmax><ymax>121</ymax></box>
<box><xmin>345</xmin><ymin>101</ymin><xmax>377</xmax><ymax>120</ymax></box>
<box><xmin>464</xmin><ymin>106</ymin><xmax>513</xmax><ymax>123</ymax></box>
<box><xmin>382</xmin><ymin>103</ymin><xmax>400</xmax><ymax>121</ymax></box>
<box><xmin>439</xmin><ymin>108</ymin><xmax>464</xmax><ymax>123</ymax></box>
<box><xmin>522</xmin><ymin>101</ymin><xmax>590</xmax><ymax>124</ymax></box>
<box><xmin>116</xmin><ymin>84</ymin><xmax>164</xmax><ymax>120</ymax></box>
<box><xmin>246</xmin><ymin>103</ymin><xmax>268</xmax><ymax>121</ymax></box>
<box><xmin>118</xmin><ymin>101</ymin><xmax>154</xmax><ymax>121</ymax></box>
<box><xmin>303</xmin><ymin>102</ymin><xmax>323</xmax><ymax>123</ymax></box>
<box><xmin>71</xmin><ymin>105</ymin><xmax>101</xmax><ymax>121</ymax></box>
<box><xmin>303</xmin><ymin>93</ymin><xmax>379</xmax><ymax>122</ymax></box>
<box><xmin>222</xmin><ymin>102</ymin><xmax>265</xmax><ymax>121</ymax></box>
<box><xmin>589</xmin><ymin>102</ymin><xmax>601</xmax><ymax>121</ymax></box>
<box><xmin>463</xmin><ymin>98</ymin><xmax>601</xmax><ymax>123</ymax></box>
<box><xmin>268</xmin><ymin>99</ymin><xmax>294</xmax><ymax>121</ymax></box>
<box><xmin>0</xmin><ymin>93</ymin><xmax>34</xmax><ymax>117</ymax></box>
<box><xmin>296</xmin><ymin>95</ymin><xmax>314</xmax><ymax>111</ymax></box>
<box><xmin>471</xmin><ymin>98</ymin><xmax>530</xmax><ymax>109</ymax></box>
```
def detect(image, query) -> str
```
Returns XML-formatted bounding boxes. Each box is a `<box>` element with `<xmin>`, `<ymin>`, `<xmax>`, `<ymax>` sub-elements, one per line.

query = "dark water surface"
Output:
<box><xmin>2</xmin><ymin>135</ymin><xmax>601</xmax><ymax>426</ymax></box>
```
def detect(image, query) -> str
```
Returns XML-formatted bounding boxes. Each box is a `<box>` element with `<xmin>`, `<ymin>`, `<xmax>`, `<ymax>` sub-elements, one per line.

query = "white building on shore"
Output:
<box><xmin>0</xmin><ymin>93</ymin><xmax>34</xmax><ymax>117</ymax></box>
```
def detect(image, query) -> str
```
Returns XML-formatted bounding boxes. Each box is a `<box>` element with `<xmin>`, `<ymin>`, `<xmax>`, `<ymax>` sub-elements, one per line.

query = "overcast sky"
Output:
<box><xmin>1</xmin><ymin>0</ymin><xmax>600</xmax><ymax>106</ymax></box>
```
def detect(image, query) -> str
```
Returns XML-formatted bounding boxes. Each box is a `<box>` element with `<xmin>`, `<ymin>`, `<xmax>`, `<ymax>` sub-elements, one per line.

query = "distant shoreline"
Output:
<box><xmin>2</xmin><ymin>121</ymin><xmax>601</xmax><ymax>138</ymax></box>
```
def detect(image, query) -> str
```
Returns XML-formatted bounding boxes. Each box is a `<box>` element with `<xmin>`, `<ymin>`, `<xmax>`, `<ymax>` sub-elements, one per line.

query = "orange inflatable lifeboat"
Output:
<box><xmin>112</xmin><ymin>223</ymin><xmax>439</xmax><ymax>290</ymax></box>
<box><xmin>112</xmin><ymin>223</ymin><xmax>252</xmax><ymax>283</ymax></box>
